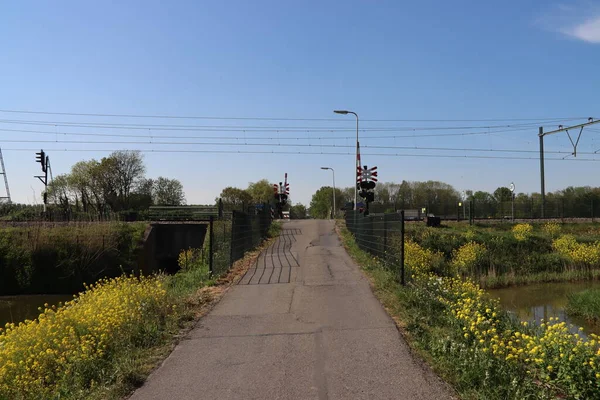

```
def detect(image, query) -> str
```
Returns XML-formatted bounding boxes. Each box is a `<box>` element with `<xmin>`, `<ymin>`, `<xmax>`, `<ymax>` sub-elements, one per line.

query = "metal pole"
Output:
<box><xmin>539</xmin><ymin>127</ymin><xmax>545</xmax><ymax>218</ymax></box>
<box><xmin>332</xmin><ymin>168</ymin><xmax>336</xmax><ymax>219</ymax></box>
<box><xmin>469</xmin><ymin>200</ymin><xmax>474</xmax><ymax>225</ymax></box>
<box><xmin>400</xmin><ymin>210</ymin><xmax>405</xmax><ymax>286</ymax></box>
<box><xmin>353</xmin><ymin>112</ymin><xmax>359</xmax><ymax>211</ymax></box>
<box><xmin>512</xmin><ymin>193</ymin><xmax>515</xmax><ymax>222</ymax></box>
<box><xmin>209</xmin><ymin>215</ymin><xmax>214</xmax><ymax>275</ymax></box>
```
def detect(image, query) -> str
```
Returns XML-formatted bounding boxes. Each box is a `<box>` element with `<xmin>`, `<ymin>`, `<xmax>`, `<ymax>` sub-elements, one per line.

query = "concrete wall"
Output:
<box><xmin>139</xmin><ymin>223</ymin><xmax>208</xmax><ymax>275</ymax></box>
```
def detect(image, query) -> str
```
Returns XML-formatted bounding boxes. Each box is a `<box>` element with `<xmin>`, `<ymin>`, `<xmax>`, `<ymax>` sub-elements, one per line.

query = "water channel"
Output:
<box><xmin>489</xmin><ymin>281</ymin><xmax>600</xmax><ymax>336</ymax></box>
<box><xmin>0</xmin><ymin>295</ymin><xmax>73</xmax><ymax>328</ymax></box>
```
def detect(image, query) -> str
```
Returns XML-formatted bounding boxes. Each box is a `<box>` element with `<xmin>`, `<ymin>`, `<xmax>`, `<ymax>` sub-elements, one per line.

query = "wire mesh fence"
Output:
<box><xmin>345</xmin><ymin>210</ymin><xmax>406</xmax><ymax>284</ymax></box>
<box><xmin>210</xmin><ymin>207</ymin><xmax>272</xmax><ymax>277</ymax></box>
<box><xmin>366</xmin><ymin>197</ymin><xmax>600</xmax><ymax>222</ymax></box>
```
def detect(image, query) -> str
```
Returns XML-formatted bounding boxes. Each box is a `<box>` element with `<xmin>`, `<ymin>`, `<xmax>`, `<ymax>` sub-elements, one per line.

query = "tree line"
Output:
<box><xmin>307</xmin><ymin>180</ymin><xmax>600</xmax><ymax>219</ymax></box>
<box><xmin>0</xmin><ymin>151</ymin><xmax>186</xmax><ymax>221</ymax></box>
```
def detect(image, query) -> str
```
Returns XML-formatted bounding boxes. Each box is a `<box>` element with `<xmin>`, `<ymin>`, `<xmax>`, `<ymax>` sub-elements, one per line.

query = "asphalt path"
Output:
<box><xmin>130</xmin><ymin>219</ymin><xmax>453</xmax><ymax>400</ymax></box>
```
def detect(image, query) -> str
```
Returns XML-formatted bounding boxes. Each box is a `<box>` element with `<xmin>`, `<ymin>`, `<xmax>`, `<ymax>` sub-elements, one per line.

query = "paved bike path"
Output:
<box><xmin>130</xmin><ymin>220</ymin><xmax>453</xmax><ymax>400</ymax></box>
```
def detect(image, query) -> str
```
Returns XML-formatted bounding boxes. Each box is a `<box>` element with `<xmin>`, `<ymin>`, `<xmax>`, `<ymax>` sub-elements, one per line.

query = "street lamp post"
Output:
<box><xmin>321</xmin><ymin>167</ymin><xmax>335</xmax><ymax>219</ymax></box>
<box><xmin>510</xmin><ymin>182</ymin><xmax>515</xmax><ymax>222</ymax></box>
<box><xmin>334</xmin><ymin>110</ymin><xmax>359</xmax><ymax>210</ymax></box>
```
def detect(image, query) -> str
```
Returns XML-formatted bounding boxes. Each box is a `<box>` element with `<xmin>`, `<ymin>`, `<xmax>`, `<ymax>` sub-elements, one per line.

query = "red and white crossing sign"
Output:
<box><xmin>357</xmin><ymin>165</ymin><xmax>378</xmax><ymax>183</ymax></box>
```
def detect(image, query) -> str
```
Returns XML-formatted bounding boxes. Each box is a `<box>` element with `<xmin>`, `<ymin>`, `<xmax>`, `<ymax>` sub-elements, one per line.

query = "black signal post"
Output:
<box><xmin>34</xmin><ymin>149</ymin><xmax>50</xmax><ymax>213</ymax></box>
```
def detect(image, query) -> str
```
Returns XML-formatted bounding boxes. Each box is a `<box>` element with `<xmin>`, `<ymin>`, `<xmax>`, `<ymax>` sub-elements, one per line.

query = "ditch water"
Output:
<box><xmin>0</xmin><ymin>295</ymin><xmax>73</xmax><ymax>328</ymax></box>
<box><xmin>488</xmin><ymin>281</ymin><xmax>600</xmax><ymax>337</ymax></box>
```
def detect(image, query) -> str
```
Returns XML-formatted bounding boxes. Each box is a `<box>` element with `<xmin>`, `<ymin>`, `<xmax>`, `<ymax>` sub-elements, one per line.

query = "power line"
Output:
<box><xmin>2</xmin><ymin>147</ymin><xmax>600</xmax><ymax>162</ymax></box>
<box><xmin>0</xmin><ymin>109</ymin><xmax>591</xmax><ymax>123</ymax></box>
<box><xmin>0</xmin><ymin>126</ymin><xmax>536</xmax><ymax>140</ymax></box>
<box><xmin>2</xmin><ymin>138</ymin><xmax>598</xmax><ymax>155</ymax></box>
<box><xmin>0</xmin><ymin>118</ymin><xmax>585</xmax><ymax>132</ymax></box>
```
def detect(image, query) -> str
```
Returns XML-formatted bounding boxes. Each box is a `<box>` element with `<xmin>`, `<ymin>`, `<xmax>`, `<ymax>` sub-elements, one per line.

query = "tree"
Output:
<box><xmin>309</xmin><ymin>186</ymin><xmax>344</xmax><ymax>219</ymax></box>
<box><xmin>153</xmin><ymin>177</ymin><xmax>185</xmax><ymax>205</ymax></box>
<box><xmin>493</xmin><ymin>187</ymin><xmax>513</xmax><ymax>203</ymax></box>
<box><xmin>289</xmin><ymin>203</ymin><xmax>307</xmax><ymax>219</ymax></box>
<box><xmin>218</xmin><ymin>187</ymin><xmax>252</xmax><ymax>211</ymax></box>
<box><xmin>93</xmin><ymin>151</ymin><xmax>146</xmax><ymax>211</ymax></box>
<box><xmin>47</xmin><ymin>174</ymin><xmax>74</xmax><ymax>211</ymax></box>
<box><xmin>247</xmin><ymin>179</ymin><xmax>274</xmax><ymax>204</ymax></box>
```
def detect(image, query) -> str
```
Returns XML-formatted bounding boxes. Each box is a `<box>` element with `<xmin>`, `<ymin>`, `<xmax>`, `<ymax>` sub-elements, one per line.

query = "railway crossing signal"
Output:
<box><xmin>356</xmin><ymin>165</ymin><xmax>377</xmax><ymax>215</ymax></box>
<box><xmin>273</xmin><ymin>173</ymin><xmax>289</xmax><ymax>219</ymax></box>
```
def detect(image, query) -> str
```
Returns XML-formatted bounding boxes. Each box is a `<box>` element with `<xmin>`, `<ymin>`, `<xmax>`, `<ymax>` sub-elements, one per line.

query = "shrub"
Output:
<box><xmin>542</xmin><ymin>222</ymin><xmax>561</xmax><ymax>238</ymax></box>
<box><xmin>451</xmin><ymin>242</ymin><xmax>488</xmax><ymax>275</ymax></box>
<box><xmin>0</xmin><ymin>275</ymin><xmax>172</xmax><ymax>399</ymax></box>
<box><xmin>405</xmin><ymin>240</ymin><xmax>445</xmax><ymax>276</ymax></box>
<box><xmin>512</xmin><ymin>223</ymin><xmax>533</xmax><ymax>241</ymax></box>
<box><xmin>553</xmin><ymin>235</ymin><xmax>600</xmax><ymax>267</ymax></box>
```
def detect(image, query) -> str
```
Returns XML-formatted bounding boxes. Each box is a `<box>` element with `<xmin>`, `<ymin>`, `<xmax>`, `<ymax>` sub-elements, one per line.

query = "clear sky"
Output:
<box><xmin>1</xmin><ymin>1</ymin><xmax>599</xmax><ymax>206</ymax></box>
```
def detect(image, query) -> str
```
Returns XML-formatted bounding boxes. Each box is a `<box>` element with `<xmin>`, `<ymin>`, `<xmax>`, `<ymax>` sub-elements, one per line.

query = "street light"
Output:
<box><xmin>334</xmin><ymin>110</ymin><xmax>359</xmax><ymax>210</ymax></box>
<box><xmin>321</xmin><ymin>167</ymin><xmax>336</xmax><ymax>219</ymax></box>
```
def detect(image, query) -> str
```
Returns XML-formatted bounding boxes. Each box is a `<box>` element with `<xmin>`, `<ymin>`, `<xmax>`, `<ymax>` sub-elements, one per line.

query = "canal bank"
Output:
<box><xmin>489</xmin><ymin>280</ymin><xmax>600</xmax><ymax>336</ymax></box>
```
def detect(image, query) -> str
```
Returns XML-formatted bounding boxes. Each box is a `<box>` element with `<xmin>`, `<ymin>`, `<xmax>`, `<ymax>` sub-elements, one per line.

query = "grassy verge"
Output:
<box><xmin>337</xmin><ymin>221</ymin><xmax>600</xmax><ymax>399</ymax></box>
<box><xmin>398</xmin><ymin>222</ymin><xmax>600</xmax><ymax>288</ymax></box>
<box><xmin>0</xmin><ymin>222</ymin><xmax>281</xmax><ymax>400</ymax></box>
<box><xmin>0</xmin><ymin>222</ymin><xmax>147</xmax><ymax>295</ymax></box>
<box><xmin>567</xmin><ymin>289</ymin><xmax>600</xmax><ymax>326</ymax></box>
<box><xmin>480</xmin><ymin>269</ymin><xmax>600</xmax><ymax>289</ymax></box>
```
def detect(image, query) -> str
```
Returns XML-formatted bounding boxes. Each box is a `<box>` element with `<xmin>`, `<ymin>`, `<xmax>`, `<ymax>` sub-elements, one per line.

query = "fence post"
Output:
<box><xmin>469</xmin><ymin>200</ymin><xmax>474</xmax><ymax>226</ymax></box>
<box><xmin>230</xmin><ymin>211</ymin><xmax>236</xmax><ymax>269</ymax></box>
<box><xmin>383</xmin><ymin>214</ymin><xmax>387</xmax><ymax>259</ymax></box>
<box><xmin>209</xmin><ymin>216</ymin><xmax>214</xmax><ymax>276</ymax></box>
<box><xmin>400</xmin><ymin>210</ymin><xmax>405</xmax><ymax>286</ymax></box>
<box><xmin>592</xmin><ymin>199</ymin><xmax>595</xmax><ymax>222</ymax></box>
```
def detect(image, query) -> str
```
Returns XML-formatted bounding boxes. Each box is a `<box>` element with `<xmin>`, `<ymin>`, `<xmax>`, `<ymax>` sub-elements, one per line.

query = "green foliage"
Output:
<box><xmin>217</xmin><ymin>187</ymin><xmax>253</xmax><ymax>211</ymax></box>
<box><xmin>247</xmin><ymin>179</ymin><xmax>274</xmax><ymax>204</ymax></box>
<box><xmin>512</xmin><ymin>223</ymin><xmax>533</xmax><ymax>241</ymax></box>
<box><xmin>400</xmin><ymin>222</ymin><xmax>600</xmax><ymax>287</ymax></box>
<box><xmin>44</xmin><ymin>151</ymin><xmax>186</xmax><ymax>217</ymax></box>
<box><xmin>309</xmin><ymin>186</ymin><xmax>345</xmax><ymax>219</ymax></box>
<box><xmin>289</xmin><ymin>203</ymin><xmax>307</xmax><ymax>219</ymax></box>
<box><xmin>566</xmin><ymin>289</ymin><xmax>600</xmax><ymax>324</ymax></box>
<box><xmin>542</xmin><ymin>222</ymin><xmax>561</xmax><ymax>238</ymax></box>
<box><xmin>0</xmin><ymin>222</ymin><xmax>146</xmax><ymax>295</ymax></box>
<box><xmin>451</xmin><ymin>241</ymin><xmax>488</xmax><ymax>275</ymax></box>
<box><xmin>153</xmin><ymin>177</ymin><xmax>186</xmax><ymax>206</ymax></box>
<box><xmin>337</xmin><ymin>223</ymin><xmax>556</xmax><ymax>399</ymax></box>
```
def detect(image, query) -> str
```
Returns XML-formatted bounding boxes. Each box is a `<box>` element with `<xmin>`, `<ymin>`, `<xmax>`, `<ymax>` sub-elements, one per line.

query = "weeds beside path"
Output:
<box><xmin>0</xmin><ymin>223</ymin><xmax>280</xmax><ymax>400</ymax></box>
<box><xmin>336</xmin><ymin>221</ymin><xmax>600</xmax><ymax>399</ymax></box>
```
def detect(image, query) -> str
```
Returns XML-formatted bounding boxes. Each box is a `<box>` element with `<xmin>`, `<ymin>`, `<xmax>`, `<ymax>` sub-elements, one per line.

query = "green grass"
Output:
<box><xmin>567</xmin><ymin>288</ymin><xmax>600</xmax><ymax>325</ymax></box>
<box><xmin>81</xmin><ymin>221</ymin><xmax>282</xmax><ymax>399</ymax></box>
<box><xmin>0</xmin><ymin>222</ymin><xmax>147</xmax><ymax>295</ymax></box>
<box><xmin>399</xmin><ymin>222</ymin><xmax>600</xmax><ymax>288</ymax></box>
<box><xmin>337</xmin><ymin>222</ymin><xmax>555</xmax><ymax>400</ymax></box>
<box><xmin>480</xmin><ymin>269</ymin><xmax>600</xmax><ymax>289</ymax></box>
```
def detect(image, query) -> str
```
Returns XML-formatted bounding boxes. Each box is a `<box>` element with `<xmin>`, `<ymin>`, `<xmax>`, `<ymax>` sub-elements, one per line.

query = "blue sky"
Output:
<box><xmin>1</xmin><ymin>0</ymin><xmax>599</xmax><ymax>206</ymax></box>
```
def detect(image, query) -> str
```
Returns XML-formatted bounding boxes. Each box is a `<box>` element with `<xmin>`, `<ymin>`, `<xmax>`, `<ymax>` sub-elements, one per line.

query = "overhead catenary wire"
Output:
<box><xmin>1</xmin><ymin>147</ymin><xmax>600</xmax><ymax>161</ymax></box>
<box><xmin>0</xmin><ymin>126</ymin><xmax>538</xmax><ymax>140</ymax></box>
<box><xmin>0</xmin><ymin>109</ymin><xmax>592</xmax><ymax>123</ymax></box>
<box><xmin>1</xmin><ymin>138</ymin><xmax>599</xmax><ymax>155</ymax></box>
<box><xmin>0</xmin><ymin>118</ymin><xmax>588</xmax><ymax>132</ymax></box>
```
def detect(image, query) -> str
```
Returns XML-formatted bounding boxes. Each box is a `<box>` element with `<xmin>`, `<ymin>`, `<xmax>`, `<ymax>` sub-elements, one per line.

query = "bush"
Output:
<box><xmin>0</xmin><ymin>223</ymin><xmax>146</xmax><ymax>295</ymax></box>
<box><xmin>0</xmin><ymin>275</ymin><xmax>173</xmax><ymax>399</ymax></box>
<box><xmin>542</xmin><ymin>222</ymin><xmax>561</xmax><ymax>238</ymax></box>
<box><xmin>553</xmin><ymin>235</ymin><xmax>600</xmax><ymax>267</ymax></box>
<box><xmin>451</xmin><ymin>241</ymin><xmax>488</xmax><ymax>275</ymax></box>
<box><xmin>512</xmin><ymin>223</ymin><xmax>533</xmax><ymax>241</ymax></box>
